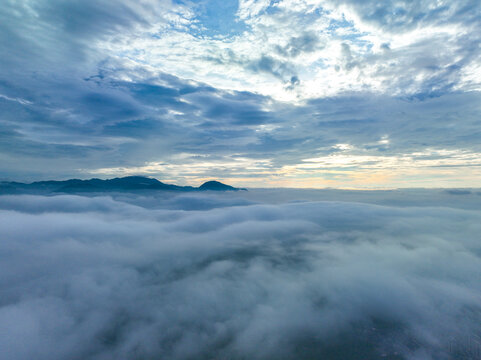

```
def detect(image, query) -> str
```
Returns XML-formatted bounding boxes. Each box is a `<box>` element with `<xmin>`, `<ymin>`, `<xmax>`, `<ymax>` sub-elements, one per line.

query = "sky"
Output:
<box><xmin>1</xmin><ymin>0</ymin><xmax>480</xmax><ymax>188</ymax></box>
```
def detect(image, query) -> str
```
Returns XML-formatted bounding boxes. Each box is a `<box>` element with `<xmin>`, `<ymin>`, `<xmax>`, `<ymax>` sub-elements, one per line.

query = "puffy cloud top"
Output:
<box><xmin>1</xmin><ymin>190</ymin><xmax>481</xmax><ymax>359</ymax></box>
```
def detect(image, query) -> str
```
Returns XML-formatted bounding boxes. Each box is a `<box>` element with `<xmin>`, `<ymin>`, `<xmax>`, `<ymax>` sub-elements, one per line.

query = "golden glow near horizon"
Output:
<box><xmin>87</xmin><ymin>147</ymin><xmax>481</xmax><ymax>189</ymax></box>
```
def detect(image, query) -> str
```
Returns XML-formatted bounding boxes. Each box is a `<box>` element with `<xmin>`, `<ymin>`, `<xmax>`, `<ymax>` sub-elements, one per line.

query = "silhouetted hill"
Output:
<box><xmin>199</xmin><ymin>180</ymin><xmax>246</xmax><ymax>191</ymax></box>
<box><xmin>0</xmin><ymin>176</ymin><xmax>246</xmax><ymax>194</ymax></box>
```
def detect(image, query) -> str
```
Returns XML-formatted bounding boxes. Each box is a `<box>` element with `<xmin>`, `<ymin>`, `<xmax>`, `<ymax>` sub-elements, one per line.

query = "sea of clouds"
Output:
<box><xmin>1</xmin><ymin>190</ymin><xmax>481</xmax><ymax>360</ymax></box>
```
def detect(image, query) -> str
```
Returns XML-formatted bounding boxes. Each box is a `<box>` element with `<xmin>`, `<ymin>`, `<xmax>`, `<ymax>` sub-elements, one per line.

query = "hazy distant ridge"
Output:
<box><xmin>0</xmin><ymin>176</ymin><xmax>245</xmax><ymax>194</ymax></box>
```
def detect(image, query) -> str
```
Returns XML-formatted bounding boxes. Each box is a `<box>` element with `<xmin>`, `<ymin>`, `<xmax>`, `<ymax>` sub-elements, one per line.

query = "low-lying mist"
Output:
<box><xmin>1</xmin><ymin>190</ymin><xmax>480</xmax><ymax>360</ymax></box>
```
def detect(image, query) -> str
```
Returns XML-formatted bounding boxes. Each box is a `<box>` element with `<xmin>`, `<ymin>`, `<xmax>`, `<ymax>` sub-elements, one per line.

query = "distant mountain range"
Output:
<box><xmin>0</xmin><ymin>176</ymin><xmax>246</xmax><ymax>194</ymax></box>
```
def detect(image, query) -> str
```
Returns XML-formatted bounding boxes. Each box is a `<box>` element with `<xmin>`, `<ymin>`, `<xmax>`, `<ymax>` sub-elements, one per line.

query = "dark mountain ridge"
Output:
<box><xmin>0</xmin><ymin>176</ymin><xmax>246</xmax><ymax>194</ymax></box>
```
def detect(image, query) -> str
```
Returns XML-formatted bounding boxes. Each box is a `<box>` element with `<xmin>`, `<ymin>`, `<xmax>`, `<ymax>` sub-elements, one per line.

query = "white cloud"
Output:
<box><xmin>237</xmin><ymin>0</ymin><xmax>271</xmax><ymax>20</ymax></box>
<box><xmin>1</xmin><ymin>192</ymin><xmax>481</xmax><ymax>359</ymax></box>
<box><xmin>89</xmin><ymin>0</ymin><xmax>481</xmax><ymax>101</ymax></box>
<box><xmin>0</xmin><ymin>94</ymin><xmax>32</xmax><ymax>105</ymax></box>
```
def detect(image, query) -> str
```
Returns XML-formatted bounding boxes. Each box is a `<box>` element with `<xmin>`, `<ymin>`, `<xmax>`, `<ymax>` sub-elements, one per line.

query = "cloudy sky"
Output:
<box><xmin>1</xmin><ymin>0</ymin><xmax>480</xmax><ymax>187</ymax></box>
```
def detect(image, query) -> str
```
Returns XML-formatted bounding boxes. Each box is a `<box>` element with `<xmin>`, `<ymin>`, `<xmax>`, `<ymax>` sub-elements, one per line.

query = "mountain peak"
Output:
<box><xmin>199</xmin><ymin>181</ymin><xmax>244</xmax><ymax>191</ymax></box>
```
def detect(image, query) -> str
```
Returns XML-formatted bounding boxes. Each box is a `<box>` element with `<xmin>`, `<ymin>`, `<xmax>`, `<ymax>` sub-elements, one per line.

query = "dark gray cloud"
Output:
<box><xmin>249</xmin><ymin>55</ymin><xmax>293</xmax><ymax>81</ymax></box>
<box><xmin>339</xmin><ymin>43</ymin><xmax>359</xmax><ymax>71</ymax></box>
<box><xmin>275</xmin><ymin>32</ymin><xmax>322</xmax><ymax>58</ymax></box>
<box><xmin>1</xmin><ymin>69</ymin><xmax>480</xmax><ymax>182</ymax></box>
<box><xmin>1</xmin><ymin>191</ymin><xmax>481</xmax><ymax>359</ymax></box>
<box><xmin>203</xmin><ymin>48</ymin><xmax>300</xmax><ymax>86</ymax></box>
<box><xmin>216</xmin><ymin>53</ymin><xmax>300</xmax><ymax>85</ymax></box>
<box><xmin>0</xmin><ymin>0</ymin><xmax>171</xmax><ymax>69</ymax></box>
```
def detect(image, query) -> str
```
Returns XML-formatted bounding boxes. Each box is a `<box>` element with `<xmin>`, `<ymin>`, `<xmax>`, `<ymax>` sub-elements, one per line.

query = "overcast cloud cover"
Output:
<box><xmin>1</xmin><ymin>190</ymin><xmax>481</xmax><ymax>360</ymax></box>
<box><xmin>1</xmin><ymin>0</ymin><xmax>481</xmax><ymax>187</ymax></box>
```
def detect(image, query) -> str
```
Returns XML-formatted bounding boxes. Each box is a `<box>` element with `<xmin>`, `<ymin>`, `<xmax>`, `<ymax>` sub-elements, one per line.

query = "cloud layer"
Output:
<box><xmin>1</xmin><ymin>191</ymin><xmax>481</xmax><ymax>359</ymax></box>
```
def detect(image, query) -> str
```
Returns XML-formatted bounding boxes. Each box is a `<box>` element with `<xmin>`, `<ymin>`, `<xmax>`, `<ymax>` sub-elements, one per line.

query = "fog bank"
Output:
<box><xmin>1</xmin><ymin>190</ymin><xmax>480</xmax><ymax>359</ymax></box>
